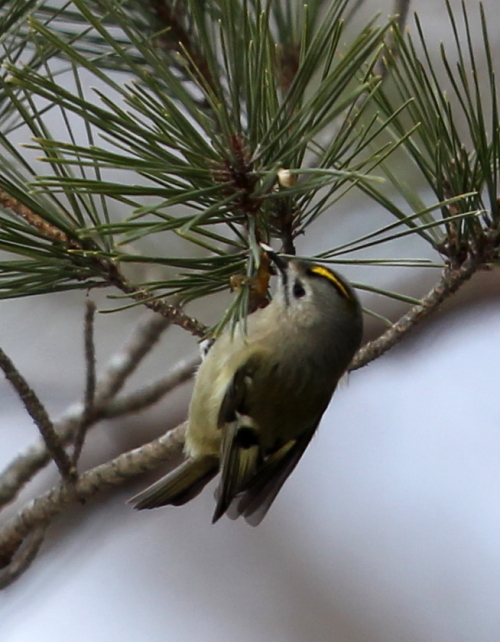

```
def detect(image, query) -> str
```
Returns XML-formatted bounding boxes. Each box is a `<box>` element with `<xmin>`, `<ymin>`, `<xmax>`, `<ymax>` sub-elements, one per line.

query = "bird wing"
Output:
<box><xmin>212</xmin><ymin>354</ymin><xmax>265</xmax><ymax>522</ymax></box>
<box><xmin>226</xmin><ymin>419</ymin><xmax>320</xmax><ymax>526</ymax></box>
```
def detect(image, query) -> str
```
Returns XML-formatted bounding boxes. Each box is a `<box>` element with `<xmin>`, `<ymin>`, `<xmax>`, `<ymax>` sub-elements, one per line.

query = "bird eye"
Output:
<box><xmin>293</xmin><ymin>280</ymin><xmax>306</xmax><ymax>298</ymax></box>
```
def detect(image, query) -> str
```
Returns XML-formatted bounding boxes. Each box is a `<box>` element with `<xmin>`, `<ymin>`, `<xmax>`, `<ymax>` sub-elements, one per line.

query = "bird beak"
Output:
<box><xmin>259</xmin><ymin>243</ymin><xmax>288</xmax><ymax>274</ymax></box>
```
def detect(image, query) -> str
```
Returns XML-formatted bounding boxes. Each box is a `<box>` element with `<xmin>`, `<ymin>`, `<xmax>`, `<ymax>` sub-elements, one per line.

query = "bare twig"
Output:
<box><xmin>0</xmin><ymin>445</ymin><xmax>53</xmax><ymax>510</ymax></box>
<box><xmin>0</xmin><ymin>525</ymin><xmax>47</xmax><ymax>589</ymax></box>
<box><xmin>0</xmin><ymin>423</ymin><xmax>187</xmax><ymax>570</ymax></box>
<box><xmin>0</xmin><ymin>354</ymin><xmax>198</xmax><ymax>510</ymax></box>
<box><xmin>72</xmin><ymin>301</ymin><xmax>97</xmax><ymax>466</ymax></box>
<box><xmin>0</xmin><ymin>313</ymin><xmax>178</xmax><ymax>508</ymax></box>
<box><xmin>83</xmin><ymin>300</ymin><xmax>97</xmax><ymax>408</ymax></box>
<box><xmin>96</xmin><ymin>312</ymin><xmax>171</xmax><ymax>400</ymax></box>
<box><xmin>0</xmin><ymin>347</ymin><xmax>75</xmax><ymax>482</ymax></box>
<box><xmin>101</xmin><ymin>356</ymin><xmax>199</xmax><ymax>419</ymax></box>
<box><xmin>350</xmin><ymin>257</ymin><xmax>478</xmax><ymax>371</ymax></box>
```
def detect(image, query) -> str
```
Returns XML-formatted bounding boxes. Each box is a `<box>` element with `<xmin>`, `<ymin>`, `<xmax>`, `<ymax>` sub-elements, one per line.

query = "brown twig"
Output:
<box><xmin>0</xmin><ymin>189</ymin><xmax>70</xmax><ymax>243</ymax></box>
<box><xmin>0</xmin><ymin>186</ymin><xmax>207</xmax><ymax>338</ymax></box>
<box><xmin>72</xmin><ymin>301</ymin><xmax>97</xmax><ymax>466</ymax></box>
<box><xmin>100</xmin><ymin>356</ymin><xmax>199</xmax><ymax>419</ymax></box>
<box><xmin>350</xmin><ymin>257</ymin><xmax>478</xmax><ymax>371</ymax></box>
<box><xmin>106</xmin><ymin>264</ymin><xmax>208</xmax><ymax>338</ymax></box>
<box><xmin>0</xmin><ymin>347</ymin><xmax>76</xmax><ymax>482</ymax></box>
<box><xmin>95</xmin><ymin>312</ymin><xmax>172</xmax><ymax>400</ymax></box>
<box><xmin>0</xmin><ymin>423</ymin><xmax>187</xmax><ymax>570</ymax></box>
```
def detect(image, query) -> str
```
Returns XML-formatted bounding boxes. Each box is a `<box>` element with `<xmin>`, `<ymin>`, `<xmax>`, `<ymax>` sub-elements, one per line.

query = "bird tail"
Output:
<box><xmin>129</xmin><ymin>456</ymin><xmax>218</xmax><ymax>510</ymax></box>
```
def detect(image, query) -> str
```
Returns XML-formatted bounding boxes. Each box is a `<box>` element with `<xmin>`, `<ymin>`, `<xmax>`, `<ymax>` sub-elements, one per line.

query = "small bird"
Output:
<box><xmin>130</xmin><ymin>250</ymin><xmax>363</xmax><ymax>525</ymax></box>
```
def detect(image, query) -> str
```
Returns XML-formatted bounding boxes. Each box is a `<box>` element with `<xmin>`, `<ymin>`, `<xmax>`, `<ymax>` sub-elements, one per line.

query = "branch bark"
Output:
<box><xmin>72</xmin><ymin>300</ymin><xmax>97</xmax><ymax>466</ymax></box>
<box><xmin>0</xmin><ymin>423</ymin><xmax>187</xmax><ymax>569</ymax></box>
<box><xmin>0</xmin><ymin>347</ymin><xmax>76</xmax><ymax>482</ymax></box>
<box><xmin>107</xmin><ymin>264</ymin><xmax>208</xmax><ymax>338</ymax></box>
<box><xmin>0</xmin><ymin>525</ymin><xmax>47</xmax><ymax>589</ymax></box>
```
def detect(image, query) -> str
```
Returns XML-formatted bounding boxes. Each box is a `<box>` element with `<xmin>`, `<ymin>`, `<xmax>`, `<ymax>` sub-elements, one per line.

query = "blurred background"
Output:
<box><xmin>2</xmin><ymin>1</ymin><xmax>500</xmax><ymax>641</ymax></box>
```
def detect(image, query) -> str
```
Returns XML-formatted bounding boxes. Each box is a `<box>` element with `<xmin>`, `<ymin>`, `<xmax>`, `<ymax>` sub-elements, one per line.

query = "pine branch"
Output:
<box><xmin>0</xmin><ymin>0</ymin><xmax>411</xmax><ymax>323</ymax></box>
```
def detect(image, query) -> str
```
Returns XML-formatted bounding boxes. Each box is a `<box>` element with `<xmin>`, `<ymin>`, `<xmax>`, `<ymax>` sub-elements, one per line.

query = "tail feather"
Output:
<box><xmin>129</xmin><ymin>456</ymin><xmax>218</xmax><ymax>510</ymax></box>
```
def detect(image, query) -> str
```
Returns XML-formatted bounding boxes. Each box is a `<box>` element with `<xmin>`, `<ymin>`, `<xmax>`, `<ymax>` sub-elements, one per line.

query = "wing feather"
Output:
<box><xmin>227</xmin><ymin>422</ymin><xmax>319</xmax><ymax>526</ymax></box>
<box><xmin>212</xmin><ymin>356</ymin><xmax>263</xmax><ymax>522</ymax></box>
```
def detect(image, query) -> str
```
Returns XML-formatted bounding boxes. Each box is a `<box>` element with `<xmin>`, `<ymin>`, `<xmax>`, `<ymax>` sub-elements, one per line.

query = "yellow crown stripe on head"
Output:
<box><xmin>309</xmin><ymin>265</ymin><xmax>351</xmax><ymax>300</ymax></box>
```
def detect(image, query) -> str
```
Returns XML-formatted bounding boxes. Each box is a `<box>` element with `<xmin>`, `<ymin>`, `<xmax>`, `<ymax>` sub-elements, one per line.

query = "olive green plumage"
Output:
<box><xmin>130</xmin><ymin>254</ymin><xmax>363</xmax><ymax>525</ymax></box>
